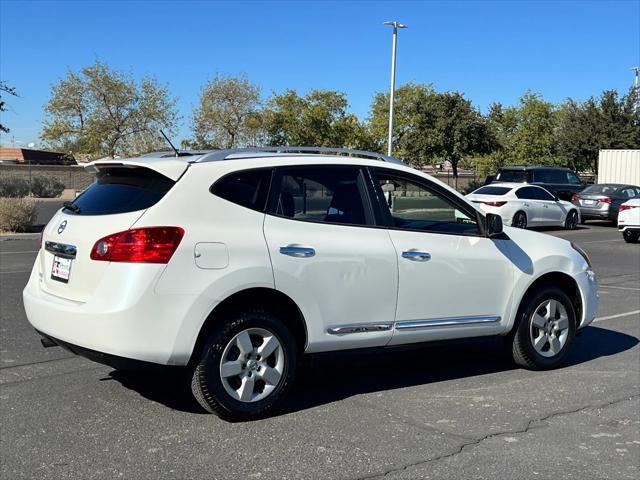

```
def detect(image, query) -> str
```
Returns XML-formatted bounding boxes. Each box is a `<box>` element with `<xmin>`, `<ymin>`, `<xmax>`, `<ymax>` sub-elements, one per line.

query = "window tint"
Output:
<box><xmin>373</xmin><ymin>170</ymin><xmax>479</xmax><ymax>235</ymax></box>
<box><xmin>271</xmin><ymin>167</ymin><xmax>371</xmax><ymax>226</ymax></box>
<box><xmin>515</xmin><ymin>187</ymin><xmax>538</xmax><ymax>200</ymax></box>
<box><xmin>496</xmin><ymin>170</ymin><xmax>528</xmax><ymax>182</ymax></box>
<box><xmin>534</xmin><ymin>169</ymin><xmax>567</xmax><ymax>184</ymax></box>
<box><xmin>566</xmin><ymin>172</ymin><xmax>583</xmax><ymax>185</ymax></box>
<box><xmin>212</xmin><ymin>168</ymin><xmax>272</xmax><ymax>211</ymax></box>
<box><xmin>65</xmin><ymin>167</ymin><xmax>174</xmax><ymax>216</ymax></box>
<box><xmin>473</xmin><ymin>186</ymin><xmax>512</xmax><ymax>195</ymax></box>
<box><xmin>533</xmin><ymin>187</ymin><xmax>555</xmax><ymax>201</ymax></box>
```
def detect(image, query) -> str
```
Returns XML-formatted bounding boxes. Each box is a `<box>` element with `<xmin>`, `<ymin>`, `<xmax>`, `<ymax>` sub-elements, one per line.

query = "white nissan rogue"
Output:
<box><xmin>23</xmin><ymin>147</ymin><xmax>598</xmax><ymax>420</ymax></box>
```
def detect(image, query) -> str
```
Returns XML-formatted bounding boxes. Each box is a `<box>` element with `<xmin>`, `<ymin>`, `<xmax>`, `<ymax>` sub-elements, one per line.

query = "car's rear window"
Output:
<box><xmin>472</xmin><ymin>186</ymin><xmax>512</xmax><ymax>195</ymax></box>
<box><xmin>495</xmin><ymin>170</ymin><xmax>528</xmax><ymax>182</ymax></box>
<box><xmin>64</xmin><ymin>166</ymin><xmax>175</xmax><ymax>215</ymax></box>
<box><xmin>581</xmin><ymin>184</ymin><xmax>621</xmax><ymax>195</ymax></box>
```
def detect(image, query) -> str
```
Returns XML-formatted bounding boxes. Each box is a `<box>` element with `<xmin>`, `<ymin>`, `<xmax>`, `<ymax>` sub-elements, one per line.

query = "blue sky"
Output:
<box><xmin>1</xmin><ymin>0</ymin><xmax>638</xmax><ymax>147</ymax></box>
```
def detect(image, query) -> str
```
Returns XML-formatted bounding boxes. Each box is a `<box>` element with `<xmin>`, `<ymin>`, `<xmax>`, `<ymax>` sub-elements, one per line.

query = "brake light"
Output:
<box><xmin>90</xmin><ymin>227</ymin><xmax>184</xmax><ymax>263</ymax></box>
<box><xmin>571</xmin><ymin>194</ymin><xmax>580</xmax><ymax>202</ymax></box>
<box><xmin>482</xmin><ymin>201</ymin><xmax>507</xmax><ymax>207</ymax></box>
<box><xmin>619</xmin><ymin>204</ymin><xmax>636</xmax><ymax>212</ymax></box>
<box><xmin>599</xmin><ymin>197</ymin><xmax>613</xmax><ymax>204</ymax></box>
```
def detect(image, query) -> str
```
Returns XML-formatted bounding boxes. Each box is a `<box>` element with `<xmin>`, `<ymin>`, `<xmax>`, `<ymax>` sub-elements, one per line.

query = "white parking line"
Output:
<box><xmin>0</xmin><ymin>270</ymin><xmax>31</xmax><ymax>275</ymax></box>
<box><xmin>583</xmin><ymin>239</ymin><xmax>620</xmax><ymax>244</ymax></box>
<box><xmin>593</xmin><ymin>310</ymin><xmax>640</xmax><ymax>323</ymax></box>
<box><xmin>599</xmin><ymin>285</ymin><xmax>640</xmax><ymax>291</ymax></box>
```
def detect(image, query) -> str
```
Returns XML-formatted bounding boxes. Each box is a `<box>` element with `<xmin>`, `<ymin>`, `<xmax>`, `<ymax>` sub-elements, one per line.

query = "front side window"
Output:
<box><xmin>270</xmin><ymin>166</ymin><xmax>372</xmax><ymax>226</ymax></box>
<box><xmin>373</xmin><ymin>169</ymin><xmax>479</xmax><ymax>235</ymax></box>
<box><xmin>566</xmin><ymin>172</ymin><xmax>583</xmax><ymax>185</ymax></box>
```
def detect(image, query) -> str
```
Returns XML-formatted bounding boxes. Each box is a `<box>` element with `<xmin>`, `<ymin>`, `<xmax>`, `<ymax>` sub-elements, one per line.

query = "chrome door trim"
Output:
<box><xmin>395</xmin><ymin>315</ymin><xmax>501</xmax><ymax>330</ymax></box>
<box><xmin>401</xmin><ymin>250</ymin><xmax>431</xmax><ymax>262</ymax></box>
<box><xmin>327</xmin><ymin>323</ymin><xmax>393</xmax><ymax>335</ymax></box>
<box><xmin>44</xmin><ymin>241</ymin><xmax>77</xmax><ymax>259</ymax></box>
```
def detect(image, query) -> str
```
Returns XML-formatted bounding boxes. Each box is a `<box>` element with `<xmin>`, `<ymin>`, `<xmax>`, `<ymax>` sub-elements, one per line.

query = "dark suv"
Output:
<box><xmin>492</xmin><ymin>165</ymin><xmax>586</xmax><ymax>201</ymax></box>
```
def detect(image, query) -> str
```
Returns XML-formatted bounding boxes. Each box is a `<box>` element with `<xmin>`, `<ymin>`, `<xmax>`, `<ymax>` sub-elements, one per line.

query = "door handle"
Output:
<box><xmin>402</xmin><ymin>250</ymin><xmax>431</xmax><ymax>262</ymax></box>
<box><xmin>279</xmin><ymin>245</ymin><xmax>316</xmax><ymax>258</ymax></box>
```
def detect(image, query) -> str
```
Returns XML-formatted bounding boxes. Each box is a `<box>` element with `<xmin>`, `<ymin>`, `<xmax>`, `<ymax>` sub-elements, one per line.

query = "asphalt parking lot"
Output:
<box><xmin>1</xmin><ymin>223</ymin><xmax>638</xmax><ymax>479</ymax></box>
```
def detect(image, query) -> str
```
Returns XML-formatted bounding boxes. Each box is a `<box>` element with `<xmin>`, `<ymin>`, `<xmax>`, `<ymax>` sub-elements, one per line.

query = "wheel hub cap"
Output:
<box><xmin>529</xmin><ymin>299</ymin><xmax>570</xmax><ymax>358</ymax></box>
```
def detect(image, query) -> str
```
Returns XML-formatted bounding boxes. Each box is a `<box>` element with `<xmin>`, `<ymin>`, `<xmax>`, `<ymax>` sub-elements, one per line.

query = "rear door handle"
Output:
<box><xmin>279</xmin><ymin>245</ymin><xmax>316</xmax><ymax>258</ymax></box>
<box><xmin>402</xmin><ymin>250</ymin><xmax>431</xmax><ymax>262</ymax></box>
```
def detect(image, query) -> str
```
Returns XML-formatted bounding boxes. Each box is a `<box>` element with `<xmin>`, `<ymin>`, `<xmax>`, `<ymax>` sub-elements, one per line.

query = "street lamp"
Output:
<box><xmin>383</xmin><ymin>20</ymin><xmax>407</xmax><ymax>156</ymax></box>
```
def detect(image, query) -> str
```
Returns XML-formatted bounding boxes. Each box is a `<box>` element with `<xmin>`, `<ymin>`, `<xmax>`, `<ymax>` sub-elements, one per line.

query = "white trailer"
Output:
<box><xmin>598</xmin><ymin>150</ymin><xmax>640</xmax><ymax>185</ymax></box>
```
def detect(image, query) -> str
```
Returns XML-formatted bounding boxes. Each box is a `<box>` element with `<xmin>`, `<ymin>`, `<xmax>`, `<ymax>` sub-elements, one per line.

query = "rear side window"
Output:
<box><xmin>515</xmin><ymin>187</ymin><xmax>538</xmax><ymax>200</ymax></box>
<box><xmin>269</xmin><ymin>166</ymin><xmax>372</xmax><ymax>226</ymax></box>
<box><xmin>473</xmin><ymin>186</ymin><xmax>512</xmax><ymax>195</ymax></box>
<box><xmin>211</xmin><ymin>169</ymin><xmax>272</xmax><ymax>211</ymax></box>
<box><xmin>496</xmin><ymin>170</ymin><xmax>528</xmax><ymax>182</ymax></box>
<box><xmin>65</xmin><ymin>167</ymin><xmax>174</xmax><ymax>216</ymax></box>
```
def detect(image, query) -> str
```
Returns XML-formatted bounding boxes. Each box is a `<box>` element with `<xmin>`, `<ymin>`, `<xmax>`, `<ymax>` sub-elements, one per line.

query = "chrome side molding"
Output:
<box><xmin>44</xmin><ymin>241</ymin><xmax>77</xmax><ymax>259</ymax></box>
<box><xmin>395</xmin><ymin>315</ymin><xmax>501</xmax><ymax>330</ymax></box>
<box><xmin>327</xmin><ymin>323</ymin><xmax>393</xmax><ymax>335</ymax></box>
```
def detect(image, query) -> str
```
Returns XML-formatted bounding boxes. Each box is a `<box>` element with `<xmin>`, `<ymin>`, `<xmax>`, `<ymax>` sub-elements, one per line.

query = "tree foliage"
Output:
<box><xmin>0</xmin><ymin>81</ymin><xmax>18</xmax><ymax>133</ymax></box>
<box><xmin>41</xmin><ymin>61</ymin><xmax>178</xmax><ymax>158</ymax></box>
<box><xmin>192</xmin><ymin>74</ymin><xmax>261</xmax><ymax>149</ymax></box>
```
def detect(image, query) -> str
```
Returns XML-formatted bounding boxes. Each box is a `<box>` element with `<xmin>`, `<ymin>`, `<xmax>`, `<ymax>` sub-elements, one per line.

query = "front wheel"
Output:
<box><xmin>511</xmin><ymin>287</ymin><xmax>576</xmax><ymax>370</ymax></box>
<box><xmin>191</xmin><ymin>308</ymin><xmax>298</xmax><ymax>421</ymax></box>
<box><xmin>623</xmin><ymin>230</ymin><xmax>639</xmax><ymax>243</ymax></box>
<box><xmin>512</xmin><ymin>211</ymin><xmax>528</xmax><ymax>229</ymax></box>
<box><xmin>564</xmin><ymin>210</ymin><xmax>579</xmax><ymax>230</ymax></box>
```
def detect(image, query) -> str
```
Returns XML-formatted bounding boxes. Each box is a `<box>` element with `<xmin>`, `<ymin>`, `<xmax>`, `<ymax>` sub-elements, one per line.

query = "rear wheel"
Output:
<box><xmin>623</xmin><ymin>230</ymin><xmax>639</xmax><ymax>243</ymax></box>
<box><xmin>564</xmin><ymin>210</ymin><xmax>579</xmax><ymax>230</ymax></box>
<box><xmin>511</xmin><ymin>287</ymin><xmax>576</xmax><ymax>370</ymax></box>
<box><xmin>191</xmin><ymin>308</ymin><xmax>298</xmax><ymax>421</ymax></box>
<box><xmin>512</xmin><ymin>211</ymin><xmax>528</xmax><ymax>229</ymax></box>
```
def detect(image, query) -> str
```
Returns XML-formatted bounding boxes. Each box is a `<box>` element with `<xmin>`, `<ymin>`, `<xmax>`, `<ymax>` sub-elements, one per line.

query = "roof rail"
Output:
<box><xmin>195</xmin><ymin>146</ymin><xmax>404</xmax><ymax>165</ymax></box>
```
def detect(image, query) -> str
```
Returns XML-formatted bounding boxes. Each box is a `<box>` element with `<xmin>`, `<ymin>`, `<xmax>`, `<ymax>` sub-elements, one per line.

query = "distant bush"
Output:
<box><xmin>0</xmin><ymin>176</ymin><xmax>65</xmax><ymax>198</ymax></box>
<box><xmin>31</xmin><ymin>176</ymin><xmax>65</xmax><ymax>198</ymax></box>
<box><xmin>462</xmin><ymin>179</ymin><xmax>484</xmax><ymax>195</ymax></box>
<box><xmin>0</xmin><ymin>198</ymin><xmax>38</xmax><ymax>232</ymax></box>
<box><xmin>0</xmin><ymin>178</ymin><xmax>30</xmax><ymax>197</ymax></box>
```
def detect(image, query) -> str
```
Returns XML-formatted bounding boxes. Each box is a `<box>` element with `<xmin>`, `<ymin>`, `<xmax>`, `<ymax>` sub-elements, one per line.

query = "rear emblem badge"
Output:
<box><xmin>57</xmin><ymin>220</ymin><xmax>67</xmax><ymax>234</ymax></box>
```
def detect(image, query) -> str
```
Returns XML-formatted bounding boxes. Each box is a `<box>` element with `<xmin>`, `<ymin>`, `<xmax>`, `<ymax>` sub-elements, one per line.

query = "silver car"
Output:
<box><xmin>572</xmin><ymin>184</ymin><xmax>640</xmax><ymax>223</ymax></box>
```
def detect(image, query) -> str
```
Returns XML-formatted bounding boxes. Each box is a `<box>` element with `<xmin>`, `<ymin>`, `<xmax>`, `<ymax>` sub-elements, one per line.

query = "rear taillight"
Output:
<box><xmin>599</xmin><ymin>197</ymin><xmax>613</xmax><ymax>204</ymax></box>
<box><xmin>571</xmin><ymin>194</ymin><xmax>580</xmax><ymax>202</ymax></box>
<box><xmin>619</xmin><ymin>204</ymin><xmax>636</xmax><ymax>212</ymax></box>
<box><xmin>90</xmin><ymin>227</ymin><xmax>184</xmax><ymax>264</ymax></box>
<box><xmin>482</xmin><ymin>201</ymin><xmax>507</xmax><ymax>207</ymax></box>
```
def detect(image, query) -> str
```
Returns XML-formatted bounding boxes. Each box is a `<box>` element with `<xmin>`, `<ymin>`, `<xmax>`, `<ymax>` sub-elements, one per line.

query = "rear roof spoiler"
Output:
<box><xmin>85</xmin><ymin>158</ymin><xmax>189</xmax><ymax>181</ymax></box>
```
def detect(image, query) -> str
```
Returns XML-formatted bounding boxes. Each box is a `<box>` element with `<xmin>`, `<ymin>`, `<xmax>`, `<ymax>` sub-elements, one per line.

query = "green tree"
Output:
<box><xmin>262</xmin><ymin>89</ymin><xmax>371</xmax><ymax>148</ymax></box>
<box><xmin>42</xmin><ymin>61</ymin><xmax>178</xmax><ymax>158</ymax></box>
<box><xmin>509</xmin><ymin>91</ymin><xmax>559</xmax><ymax>165</ymax></box>
<box><xmin>191</xmin><ymin>74</ymin><xmax>261</xmax><ymax>149</ymax></box>
<box><xmin>556</xmin><ymin>88</ymin><xmax>639</xmax><ymax>173</ymax></box>
<box><xmin>0</xmin><ymin>81</ymin><xmax>18</xmax><ymax>134</ymax></box>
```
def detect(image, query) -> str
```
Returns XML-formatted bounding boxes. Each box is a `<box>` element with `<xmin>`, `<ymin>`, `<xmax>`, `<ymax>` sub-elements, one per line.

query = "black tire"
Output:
<box><xmin>191</xmin><ymin>308</ymin><xmax>298</xmax><ymax>421</ymax></box>
<box><xmin>580</xmin><ymin>218</ymin><xmax>587</xmax><ymax>225</ymax></box>
<box><xmin>564</xmin><ymin>210</ymin><xmax>579</xmax><ymax>230</ymax></box>
<box><xmin>623</xmin><ymin>230</ymin><xmax>639</xmax><ymax>243</ymax></box>
<box><xmin>512</xmin><ymin>211</ymin><xmax>528</xmax><ymax>229</ymax></box>
<box><xmin>511</xmin><ymin>287</ymin><xmax>576</xmax><ymax>370</ymax></box>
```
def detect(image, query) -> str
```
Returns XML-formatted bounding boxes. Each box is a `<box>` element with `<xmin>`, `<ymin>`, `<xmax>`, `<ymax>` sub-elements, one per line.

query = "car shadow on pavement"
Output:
<box><xmin>107</xmin><ymin>325</ymin><xmax>637</xmax><ymax>418</ymax></box>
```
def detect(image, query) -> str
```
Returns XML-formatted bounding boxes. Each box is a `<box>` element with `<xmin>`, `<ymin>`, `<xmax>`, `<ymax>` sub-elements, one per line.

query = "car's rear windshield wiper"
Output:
<box><xmin>63</xmin><ymin>201</ymin><xmax>81</xmax><ymax>213</ymax></box>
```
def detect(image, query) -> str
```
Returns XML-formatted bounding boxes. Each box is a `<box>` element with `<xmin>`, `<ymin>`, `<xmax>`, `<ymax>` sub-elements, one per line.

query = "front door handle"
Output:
<box><xmin>279</xmin><ymin>245</ymin><xmax>316</xmax><ymax>258</ymax></box>
<box><xmin>402</xmin><ymin>250</ymin><xmax>431</xmax><ymax>262</ymax></box>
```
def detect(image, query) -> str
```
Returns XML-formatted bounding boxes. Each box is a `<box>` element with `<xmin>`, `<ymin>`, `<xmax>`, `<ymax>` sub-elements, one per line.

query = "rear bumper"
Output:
<box><xmin>579</xmin><ymin>205</ymin><xmax>613</xmax><ymax>220</ymax></box>
<box><xmin>22</xmin><ymin>262</ymin><xmax>209</xmax><ymax>366</ymax></box>
<box><xmin>618</xmin><ymin>225</ymin><xmax>640</xmax><ymax>233</ymax></box>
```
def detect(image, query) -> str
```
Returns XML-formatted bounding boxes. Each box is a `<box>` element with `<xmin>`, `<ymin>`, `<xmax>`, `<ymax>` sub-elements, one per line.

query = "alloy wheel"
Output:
<box><xmin>219</xmin><ymin>328</ymin><xmax>285</xmax><ymax>403</ymax></box>
<box><xmin>529</xmin><ymin>299</ymin><xmax>570</xmax><ymax>358</ymax></box>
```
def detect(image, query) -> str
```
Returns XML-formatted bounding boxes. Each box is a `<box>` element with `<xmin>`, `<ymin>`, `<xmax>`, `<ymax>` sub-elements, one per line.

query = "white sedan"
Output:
<box><xmin>618</xmin><ymin>197</ymin><xmax>640</xmax><ymax>243</ymax></box>
<box><xmin>466</xmin><ymin>183</ymin><xmax>580</xmax><ymax>229</ymax></box>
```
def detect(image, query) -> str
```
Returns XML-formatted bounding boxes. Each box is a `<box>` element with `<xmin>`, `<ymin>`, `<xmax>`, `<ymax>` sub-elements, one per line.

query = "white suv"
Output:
<box><xmin>23</xmin><ymin>147</ymin><xmax>598</xmax><ymax>420</ymax></box>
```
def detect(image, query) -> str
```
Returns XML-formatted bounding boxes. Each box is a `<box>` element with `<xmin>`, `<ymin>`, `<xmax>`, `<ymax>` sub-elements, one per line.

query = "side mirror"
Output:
<box><xmin>554</xmin><ymin>194</ymin><xmax>560</xmax><ymax>202</ymax></box>
<box><xmin>486</xmin><ymin>213</ymin><xmax>503</xmax><ymax>238</ymax></box>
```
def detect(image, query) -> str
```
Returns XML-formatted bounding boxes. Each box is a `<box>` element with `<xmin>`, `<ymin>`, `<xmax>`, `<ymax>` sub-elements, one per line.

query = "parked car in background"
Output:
<box><xmin>493</xmin><ymin>165</ymin><xmax>586</xmax><ymax>201</ymax></box>
<box><xmin>571</xmin><ymin>184</ymin><xmax>640</xmax><ymax>224</ymax></box>
<box><xmin>617</xmin><ymin>197</ymin><xmax>640</xmax><ymax>243</ymax></box>
<box><xmin>23</xmin><ymin>147</ymin><xmax>598</xmax><ymax>420</ymax></box>
<box><xmin>466</xmin><ymin>183</ymin><xmax>580</xmax><ymax>230</ymax></box>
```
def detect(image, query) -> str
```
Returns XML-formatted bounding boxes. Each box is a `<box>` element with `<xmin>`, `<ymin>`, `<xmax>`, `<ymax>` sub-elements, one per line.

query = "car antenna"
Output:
<box><xmin>160</xmin><ymin>130</ymin><xmax>181</xmax><ymax>157</ymax></box>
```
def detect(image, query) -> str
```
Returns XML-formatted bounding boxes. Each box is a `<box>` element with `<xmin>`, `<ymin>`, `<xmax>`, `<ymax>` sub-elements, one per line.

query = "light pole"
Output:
<box><xmin>632</xmin><ymin>67</ymin><xmax>640</xmax><ymax>115</ymax></box>
<box><xmin>384</xmin><ymin>21</ymin><xmax>407</xmax><ymax>156</ymax></box>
